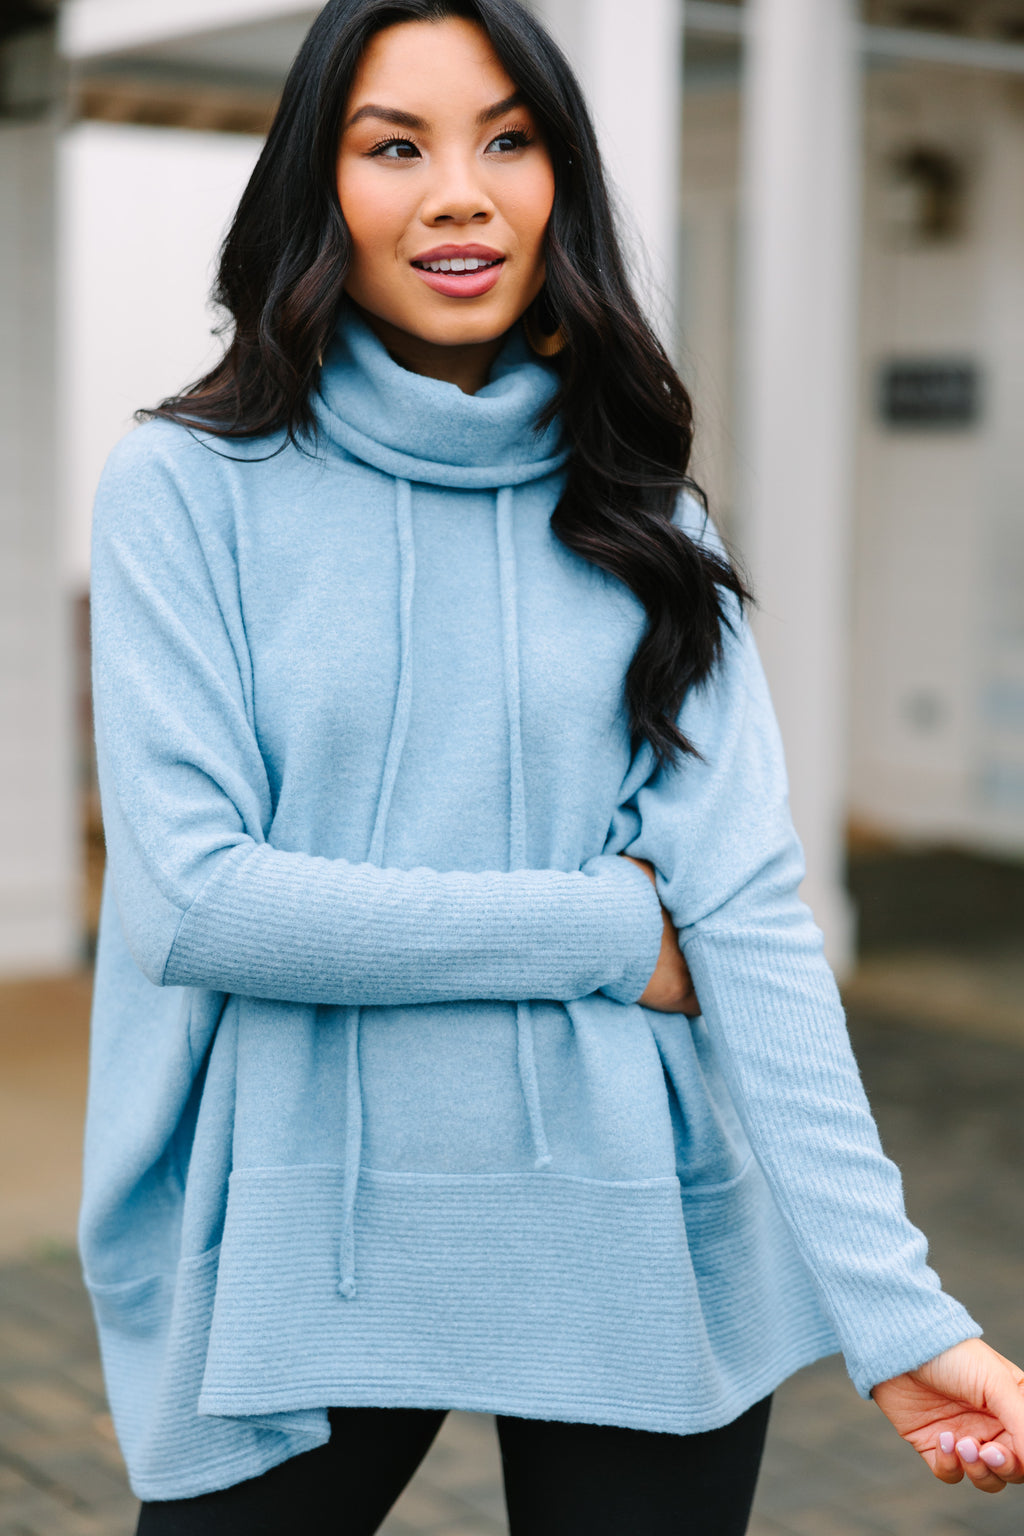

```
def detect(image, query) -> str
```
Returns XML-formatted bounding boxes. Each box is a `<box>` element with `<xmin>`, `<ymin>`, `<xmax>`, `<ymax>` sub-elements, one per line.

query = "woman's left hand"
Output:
<box><xmin>619</xmin><ymin>855</ymin><xmax>701</xmax><ymax>1015</ymax></box>
<box><xmin>871</xmin><ymin>1338</ymin><xmax>1024</xmax><ymax>1492</ymax></box>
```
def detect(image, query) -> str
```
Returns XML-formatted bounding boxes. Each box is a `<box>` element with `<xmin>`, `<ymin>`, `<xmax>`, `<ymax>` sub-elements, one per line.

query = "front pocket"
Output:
<box><xmin>87</xmin><ymin>1270</ymin><xmax>173</xmax><ymax>1340</ymax></box>
<box><xmin>649</xmin><ymin>1014</ymin><xmax>753</xmax><ymax>1189</ymax></box>
<box><xmin>86</xmin><ymin>1243</ymin><xmax>222</xmax><ymax>1334</ymax></box>
<box><xmin>86</xmin><ymin>1245</ymin><xmax>329</xmax><ymax>1502</ymax></box>
<box><xmin>199</xmin><ymin>1164</ymin><xmax>699</xmax><ymax>1418</ymax></box>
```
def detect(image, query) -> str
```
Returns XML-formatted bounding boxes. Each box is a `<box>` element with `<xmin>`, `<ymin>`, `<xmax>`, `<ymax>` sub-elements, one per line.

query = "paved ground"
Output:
<box><xmin>1</xmin><ymin>1002</ymin><xmax>1022</xmax><ymax>1535</ymax></box>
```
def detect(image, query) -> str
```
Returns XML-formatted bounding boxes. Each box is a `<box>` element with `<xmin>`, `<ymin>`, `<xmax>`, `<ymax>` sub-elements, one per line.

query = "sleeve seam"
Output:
<box><xmin>158</xmin><ymin>840</ymin><xmax>257</xmax><ymax>985</ymax></box>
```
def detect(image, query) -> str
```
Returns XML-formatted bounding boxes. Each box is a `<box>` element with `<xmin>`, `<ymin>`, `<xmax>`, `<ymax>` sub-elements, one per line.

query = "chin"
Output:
<box><xmin>408</xmin><ymin>313</ymin><xmax>520</xmax><ymax>348</ymax></box>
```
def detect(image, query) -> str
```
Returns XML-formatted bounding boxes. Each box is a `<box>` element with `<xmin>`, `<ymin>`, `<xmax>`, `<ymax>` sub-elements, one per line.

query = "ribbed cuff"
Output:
<box><xmin>682</xmin><ymin>919</ymin><xmax>983</xmax><ymax>1404</ymax></box>
<box><xmin>161</xmin><ymin>841</ymin><xmax>667</xmax><ymax>1007</ymax></box>
<box><xmin>848</xmin><ymin>1304</ymin><xmax>982</xmax><ymax>1400</ymax></box>
<box><xmin>588</xmin><ymin>854</ymin><xmax>664</xmax><ymax>1004</ymax></box>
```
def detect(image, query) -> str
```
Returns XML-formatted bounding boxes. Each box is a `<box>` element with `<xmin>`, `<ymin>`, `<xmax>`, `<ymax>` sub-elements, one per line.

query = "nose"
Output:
<box><xmin>420</xmin><ymin>150</ymin><xmax>494</xmax><ymax>226</ymax></box>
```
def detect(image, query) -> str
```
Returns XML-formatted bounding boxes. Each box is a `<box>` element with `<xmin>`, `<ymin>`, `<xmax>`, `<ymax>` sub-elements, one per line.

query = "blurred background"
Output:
<box><xmin>1</xmin><ymin>3</ymin><xmax>1023</xmax><ymax>1533</ymax></box>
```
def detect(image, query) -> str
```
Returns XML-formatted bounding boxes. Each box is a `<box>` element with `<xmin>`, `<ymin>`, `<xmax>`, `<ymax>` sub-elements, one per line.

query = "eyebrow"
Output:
<box><xmin>345</xmin><ymin>91</ymin><xmax>526</xmax><ymax>133</ymax></box>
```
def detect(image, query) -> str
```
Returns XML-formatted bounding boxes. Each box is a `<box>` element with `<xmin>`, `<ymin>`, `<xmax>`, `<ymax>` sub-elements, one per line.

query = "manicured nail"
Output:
<box><xmin>939</xmin><ymin>1432</ymin><xmax>955</xmax><ymax>1454</ymax></box>
<box><xmin>956</xmin><ymin>1438</ymin><xmax>979</xmax><ymax>1464</ymax></box>
<box><xmin>980</xmin><ymin>1445</ymin><xmax>1006</xmax><ymax>1470</ymax></box>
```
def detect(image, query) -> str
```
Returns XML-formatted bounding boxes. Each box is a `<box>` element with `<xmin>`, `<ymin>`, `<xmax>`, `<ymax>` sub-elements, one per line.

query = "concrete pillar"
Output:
<box><xmin>532</xmin><ymin>0</ymin><xmax>685</xmax><ymax>346</ymax></box>
<box><xmin>736</xmin><ymin>0</ymin><xmax>861</xmax><ymax>973</ymax></box>
<box><xmin>0</xmin><ymin>21</ymin><xmax>81</xmax><ymax>974</ymax></box>
<box><xmin>976</xmin><ymin>90</ymin><xmax>1024</xmax><ymax>838</ymax></box>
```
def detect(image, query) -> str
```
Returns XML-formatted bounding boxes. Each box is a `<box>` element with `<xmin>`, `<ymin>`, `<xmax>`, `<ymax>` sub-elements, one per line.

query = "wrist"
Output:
<box><xmin>586</xmin><ymin>853</ymin><xmax>664</xmax><ymax>1004</ymax></box>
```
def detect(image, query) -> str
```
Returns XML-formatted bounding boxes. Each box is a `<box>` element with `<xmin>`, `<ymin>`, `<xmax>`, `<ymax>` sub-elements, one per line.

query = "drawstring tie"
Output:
<box><xmin>496</xmin><ymin>487</ymin><xmax>552</xmax><ymax>1171</ymax></box>
<box><xmin>339</xmin><ymin>479</ymin><xmax>552</xmax><ymax>1297</ymax></box>
<box><xmin>338</xmin><ymin>478</ymin><xmax>416</xmax><ymax>1297</ymax></box>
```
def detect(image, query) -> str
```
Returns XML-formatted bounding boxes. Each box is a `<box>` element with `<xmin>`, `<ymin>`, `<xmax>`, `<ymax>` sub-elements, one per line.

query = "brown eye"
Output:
<box><xmin>487</xmin><ymin>129</ymin><xmax>532</xmax><ymax>154</ymax></box>
<box><xmin>371</xmin><ymin>138</ymin><xmax>420</xmax><ymax>160</ymax></box>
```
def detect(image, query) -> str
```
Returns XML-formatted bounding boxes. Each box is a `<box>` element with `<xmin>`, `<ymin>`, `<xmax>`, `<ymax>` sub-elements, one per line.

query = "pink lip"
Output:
<box><xmin>411</xmin><ymin>243</ymin><xmax>504</xmax><ymax>263</ymax></box>
<box><xmin>410</xmin><ymin>243</ymin><xmax>507</xmax><ymax>299</ymax></box>
<box><xmin>413</xmin><ymin>263</ymin><xmax>505</xmax><ymax>298</ymax></box>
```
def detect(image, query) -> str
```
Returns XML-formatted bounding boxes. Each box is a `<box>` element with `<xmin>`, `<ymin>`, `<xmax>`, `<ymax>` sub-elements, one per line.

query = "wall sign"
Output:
<box><xmin>879</xmin><ymin>360</ymin><xmax>980</xmax><ymax>428</ymax></box>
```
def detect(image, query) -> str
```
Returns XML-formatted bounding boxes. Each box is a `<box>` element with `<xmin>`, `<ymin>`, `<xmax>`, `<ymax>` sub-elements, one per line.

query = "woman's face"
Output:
<box><xmin>336</xmin><ymin>16</ymin><xmax>556</xmax><ymax>389</ymax></box>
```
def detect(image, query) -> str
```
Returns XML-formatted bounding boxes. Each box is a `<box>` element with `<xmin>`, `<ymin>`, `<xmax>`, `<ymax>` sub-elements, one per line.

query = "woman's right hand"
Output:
<box><xmin>871</xmin><ymin>1338</ymin><xmax>1024</xmax><ymax>1492</ymax></box>
<box><xmin>620</xmin><ymin>855</ymin><xmax>701</xmax><ymax>1015</ymax></box>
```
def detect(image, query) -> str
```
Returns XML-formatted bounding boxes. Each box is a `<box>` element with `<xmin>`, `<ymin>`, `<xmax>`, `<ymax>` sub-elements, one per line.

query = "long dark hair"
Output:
<box><xmin>142</xmin><ymin>0</ymin><xmax>750</xmax><ymax>765</ymax></box>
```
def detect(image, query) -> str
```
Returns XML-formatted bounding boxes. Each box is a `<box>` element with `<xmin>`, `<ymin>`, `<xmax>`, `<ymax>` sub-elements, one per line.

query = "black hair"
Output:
<box><xmin>141</xmin><ymin>0</ymin><xmax>750</xmax><ymax>764</ymax></box>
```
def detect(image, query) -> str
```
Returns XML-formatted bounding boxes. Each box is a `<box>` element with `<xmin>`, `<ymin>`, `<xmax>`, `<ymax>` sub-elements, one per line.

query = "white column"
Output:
<box><xmin>736</xmin><ymin>0</ymin><xmax>861</xmax><ymax>972</ymax></box>
<box><xmin>532</xmin><ymin>0</ymin><xmax>684</xmax><ymax>346</ymax></box>
<box><xmin>0</xmin><ymin>107</ymin><xmax>81</xmax><ymax>974</ymax></box>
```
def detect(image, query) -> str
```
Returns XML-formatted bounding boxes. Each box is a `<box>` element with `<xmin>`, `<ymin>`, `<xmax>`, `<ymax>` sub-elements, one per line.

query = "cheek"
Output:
<box><xmin>505</xmin><ymin>165</ymin><xmax>556</xmax><ymax>263</ymax></box>
<box><xmin>336</xmin><ymin>165</ymin><xmax>407</xmax><ymax>271</ymax></box>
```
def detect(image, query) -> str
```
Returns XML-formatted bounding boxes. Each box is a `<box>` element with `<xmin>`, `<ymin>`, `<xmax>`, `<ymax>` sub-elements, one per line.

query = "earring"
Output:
<box><xmin>523</xmin><ymin>297</ymin><xmax>568</xmax><ymax>358</ymax></box>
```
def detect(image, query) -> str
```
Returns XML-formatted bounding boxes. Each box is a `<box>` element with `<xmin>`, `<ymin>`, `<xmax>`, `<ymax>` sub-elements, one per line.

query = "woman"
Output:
<box><xmin>82</xmin><ymin>1</ymin><xmax>1024</xmax><ymax>1531</ymax></box>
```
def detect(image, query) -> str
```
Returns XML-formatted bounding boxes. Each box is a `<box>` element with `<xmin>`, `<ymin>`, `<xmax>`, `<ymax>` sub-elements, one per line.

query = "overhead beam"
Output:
<box><xmin>61</xmin><ymin>0</ymin><xmax>1024</xmax><ymax>78</ymax></box>
<box><xmin>687</xmin><ymin>2</ymin><xmax>1024</xmax><ymax>75</ymax></box>
<box><xmin>861</xmin><ymin>24</ymin><xmax>1024</xmax><ymax>75</ymax></box>
<box><xmin>685</xmin><ymin>2</ymin><xmax>745</xmax><ymax>38</ymax></box>
<box><xmin>59</xmin><ymin>0</ymin><xmax>317</xmax><ymax>61</ymax></box>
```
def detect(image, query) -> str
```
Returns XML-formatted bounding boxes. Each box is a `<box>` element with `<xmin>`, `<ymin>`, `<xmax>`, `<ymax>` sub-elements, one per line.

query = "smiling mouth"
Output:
<box><xmin>411</xmin><ymin>256</ymin><xmax>504</xmax><ymax>274</ymax></box>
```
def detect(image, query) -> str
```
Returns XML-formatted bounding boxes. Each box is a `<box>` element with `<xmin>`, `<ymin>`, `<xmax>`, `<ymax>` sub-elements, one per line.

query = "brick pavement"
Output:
<box><xmin>1</xmin><ymin>1009</ymin><xmax>1022</xmax><ymax>1536</ymax></box>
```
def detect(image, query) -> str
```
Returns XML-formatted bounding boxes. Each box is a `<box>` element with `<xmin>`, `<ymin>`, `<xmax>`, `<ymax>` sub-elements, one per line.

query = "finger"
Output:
<box><xmin>930</xmin><ymin>1430</ymin><xmax>964</xmax><ymax>1485</ymax></box>
<box><xmin>956</xmin><ymin>1437</ymin><xmax>1008</xmax><ymax>1493</ymax></box>
<box><xmin>982</xmin><ymin>1351</ymin><xmax>1024</xmax><ymax>1456</ymax></box>
<box><xmin>979</xmin><ymin>1439</ymin><xmax>1024</xmax><ymax>1485</ymax></box>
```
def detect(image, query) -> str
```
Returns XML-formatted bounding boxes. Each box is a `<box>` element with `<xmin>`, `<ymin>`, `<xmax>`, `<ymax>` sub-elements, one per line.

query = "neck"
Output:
<box><xmin>354</xmin><ymin>307</ymin><xmax>506</xmax><ymax>396</ymax></box>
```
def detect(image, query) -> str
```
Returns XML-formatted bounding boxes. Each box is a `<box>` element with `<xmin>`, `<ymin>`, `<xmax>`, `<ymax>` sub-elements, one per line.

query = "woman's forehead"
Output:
<box><xmin>345</xmin><ymin>16</ymin><xmax>519</xmax><ymax>125</ymax></box>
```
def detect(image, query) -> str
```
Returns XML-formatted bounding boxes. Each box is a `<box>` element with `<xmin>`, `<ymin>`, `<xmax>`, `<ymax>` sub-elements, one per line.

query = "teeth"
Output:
<box><xmin>421</xmin><ymin>257</ymin><xmax>496</xmax><ymax>273</ymax></box>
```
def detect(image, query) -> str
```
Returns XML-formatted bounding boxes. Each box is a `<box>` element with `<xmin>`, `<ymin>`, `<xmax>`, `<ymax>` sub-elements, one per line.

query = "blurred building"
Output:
<box><xmin>2</xmin><ymin>0</ymin><xmax>1024</xmax><ymax>978</ymax></box>
<box><xmin>0</xmin><ymin>0</ymin><xmax>72</xmax><ymax>974</ymax></box>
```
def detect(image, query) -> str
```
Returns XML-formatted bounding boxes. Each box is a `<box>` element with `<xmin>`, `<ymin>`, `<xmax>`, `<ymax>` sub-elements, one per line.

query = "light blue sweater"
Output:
<box><xmin>83</xmin><ymin>309</ymin><xmax>979</xmax><ymax>1501</ymax></box>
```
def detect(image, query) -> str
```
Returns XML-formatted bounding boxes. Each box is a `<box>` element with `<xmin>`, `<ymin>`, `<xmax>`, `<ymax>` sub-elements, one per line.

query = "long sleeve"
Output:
<box><xmin>621</xmin><ymin>566</ymin><xmax>980</xmax><ymax>1396</ymax></box>
<box><xmin>90</xmin><ymin>431</ymin><xmax>662</xmax><ymax>1008</ymax></box>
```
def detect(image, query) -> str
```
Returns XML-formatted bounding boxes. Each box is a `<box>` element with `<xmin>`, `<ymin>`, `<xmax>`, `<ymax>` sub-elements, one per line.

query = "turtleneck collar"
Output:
<box><xmin>314</xmin><ymin>305</ymin><xmax>569</xmax><ymax>489</ymax></box>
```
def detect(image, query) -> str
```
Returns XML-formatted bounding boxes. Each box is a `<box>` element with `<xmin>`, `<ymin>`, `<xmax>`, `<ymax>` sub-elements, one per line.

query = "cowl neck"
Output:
<box><xmin>315</xmin><ymin>305</ymin><xmax>568</xmax><ymax>489</ymax></box>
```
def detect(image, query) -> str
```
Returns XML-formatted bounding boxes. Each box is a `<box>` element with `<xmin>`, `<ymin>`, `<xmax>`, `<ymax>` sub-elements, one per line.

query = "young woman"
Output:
<box><xmin>82</xmin><ymin>2</ymin><xmax>1024</xmax><ymax>1532</ymax></box>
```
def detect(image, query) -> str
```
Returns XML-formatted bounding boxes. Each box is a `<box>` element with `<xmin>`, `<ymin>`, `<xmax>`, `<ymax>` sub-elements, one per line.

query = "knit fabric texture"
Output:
<box><xmin>83</xmin><ymin>309</ymin><xmax>980</xmax><ymax>1500</ymax></box>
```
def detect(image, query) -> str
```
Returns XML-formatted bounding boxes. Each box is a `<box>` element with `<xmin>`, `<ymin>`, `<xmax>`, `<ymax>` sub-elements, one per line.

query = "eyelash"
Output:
<box><xmin>489</xmin><ymin>125</ymin><xmax>534</xmax><ymax>153</ymax></box>
<box><xmin>367</xmin><ymin>124</ymin><xmax>534</xmax><ymax>159</ymax></box>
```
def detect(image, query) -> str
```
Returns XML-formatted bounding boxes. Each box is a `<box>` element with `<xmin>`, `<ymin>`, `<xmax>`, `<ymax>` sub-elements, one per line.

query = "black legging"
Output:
<box><xmin>136</xmin><ymin>1396</ymin><xmax>772</xmax><ymax>1535</ymax></box>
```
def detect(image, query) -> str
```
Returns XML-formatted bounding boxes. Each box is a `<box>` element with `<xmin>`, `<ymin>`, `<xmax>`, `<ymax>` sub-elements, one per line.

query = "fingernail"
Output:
<box><xmin>939</xmin><ymin>1432</ymin><xmax>955</xmax><ymax>1454</ymax></box>
<box><xmin>956</xmin><ymin>1438</ymin><xmax>979</xmax><ymax>1464</ymax></box>
<box><xmin>980</xmin><ymin>1445</ymin><xmax>1006</xmax><ymax>1469</ymax></box>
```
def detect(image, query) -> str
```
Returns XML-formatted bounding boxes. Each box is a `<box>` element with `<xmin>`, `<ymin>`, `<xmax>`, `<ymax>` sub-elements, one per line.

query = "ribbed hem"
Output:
<box><xmin>94</xmin><ymin>1161</ymin><xmax>840</xmax><ymax>1500</ymax></box>
<box><xmin>682</xmin><ymin>921</ymin><xmax>982</xmax><ymax>1400</ymax></box>
<box><xmin>87</xmin><ymin>1250</ymin><xmax>330</xmax><ymax>1503</ymax></box>
<box><xmin>162</xmin><ymin>845</ymin><xmax>664</xmax><ymax>1008</ymax></box>
<box><xmin>201</xmin><ymin>1166</ymin><xmax>837</xmax><ymax>1426</ymax></box>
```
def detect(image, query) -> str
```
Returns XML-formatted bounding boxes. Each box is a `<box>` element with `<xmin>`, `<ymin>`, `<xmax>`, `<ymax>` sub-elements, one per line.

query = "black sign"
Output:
<box><xmin>879</xmin><ymin>360</ymin><xmax>980</xmax><ymax>428</ymax></box>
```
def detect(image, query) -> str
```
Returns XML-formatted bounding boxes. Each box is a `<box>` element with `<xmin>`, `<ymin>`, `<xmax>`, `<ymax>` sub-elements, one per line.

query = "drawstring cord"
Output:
<box><xmin>340</xmin><ymin>478</ymin><xmax>552</xmax><ymax>1296</ymax></box>
<box><xmin>496</xmin><ymin>487</ymin><xmax>552</xmax><ymax>1171</ymax></box>
<box><xmin>338</xmin><ymin>478</ymin><xmax>417</xmax><ymax>1297</ymax></box>
<box><xmin>337</xmin><ymin>1011</ymin><xmax>362</xmax><ymax>1299</ymax></box>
